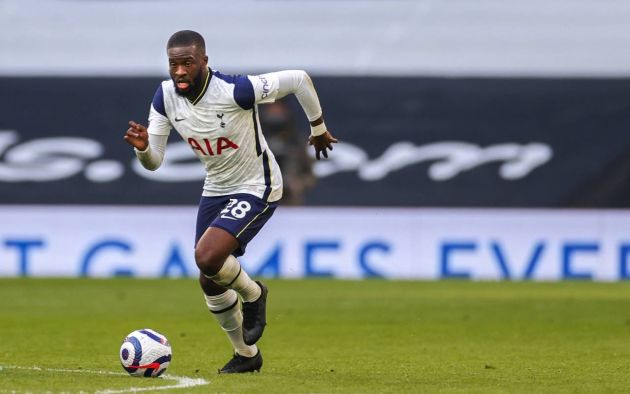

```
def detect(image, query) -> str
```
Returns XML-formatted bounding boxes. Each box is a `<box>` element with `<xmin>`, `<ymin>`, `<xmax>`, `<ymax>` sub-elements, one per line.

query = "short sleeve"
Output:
<box><xmin>147</xmin><ymin>106</ymin><xmax>172</xmax><ymax>136</ymax></box>
<box><xmin>147</xmin><ymin>85</ymin><xmax>172</xmax><ymax>136</ymax></box>
<box><xmin>232</xmin><ymin>76</ymin><xmax>256</xmax><ymax>110</ymax></box>
<box><xmin>151</xmin><ymin>85</ymin><xmax>166</xmax><ymax>116</ymax></box>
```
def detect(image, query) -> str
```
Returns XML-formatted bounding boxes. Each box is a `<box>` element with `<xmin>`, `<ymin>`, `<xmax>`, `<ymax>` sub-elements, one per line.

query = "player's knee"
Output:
<box><xmin>194</xmin><ymin>244</ymin><xmax>226</xmax><ymax>276</ymax></box>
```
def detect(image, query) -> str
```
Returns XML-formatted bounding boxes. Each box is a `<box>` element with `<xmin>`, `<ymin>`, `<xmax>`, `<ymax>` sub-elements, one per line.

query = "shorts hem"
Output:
<box><xmin>209</xmin><ymin>223</ymin><xmax>240</xmax><ymax>241</ymax></box>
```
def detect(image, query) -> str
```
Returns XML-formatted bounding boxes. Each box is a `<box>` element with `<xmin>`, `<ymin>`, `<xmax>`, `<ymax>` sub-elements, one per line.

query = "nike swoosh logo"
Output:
<box><xmin>174</xmin><ymin>117</ymin><xmax>185</xmax><ymax>122</ymax></box>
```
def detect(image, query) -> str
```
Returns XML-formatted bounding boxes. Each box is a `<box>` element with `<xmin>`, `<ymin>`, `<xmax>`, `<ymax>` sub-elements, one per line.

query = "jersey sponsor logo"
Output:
<box><xmin>259</xmin><ymin>76</ymin><xmax>270</xmax><ymax>99</ymax></box>
<box><xmin>187</xmin><ymin>136</ymin><xmax>239</xmax><ymax>156</ymax></box>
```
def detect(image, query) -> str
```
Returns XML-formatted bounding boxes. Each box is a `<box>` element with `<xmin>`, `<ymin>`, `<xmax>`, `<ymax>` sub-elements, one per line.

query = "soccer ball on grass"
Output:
<box><xmin>119</xmin><ymin>328</ymin><xmax>172</xmax><ymax>377</ymax></box>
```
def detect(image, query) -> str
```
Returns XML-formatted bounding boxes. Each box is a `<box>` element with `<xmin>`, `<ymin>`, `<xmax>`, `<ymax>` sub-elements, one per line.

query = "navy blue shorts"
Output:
<box><xmin>195</xmin><ymin>193</ymin><xmax>277</xmax><ymax>257</ymax></box>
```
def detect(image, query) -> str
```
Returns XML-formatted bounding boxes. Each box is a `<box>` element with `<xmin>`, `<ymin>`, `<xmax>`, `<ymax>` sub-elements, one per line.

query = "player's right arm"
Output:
<box><xmin>124</xmin><ymin>85</ymin><xmax>172</xmax><ymax>170</ymax></box>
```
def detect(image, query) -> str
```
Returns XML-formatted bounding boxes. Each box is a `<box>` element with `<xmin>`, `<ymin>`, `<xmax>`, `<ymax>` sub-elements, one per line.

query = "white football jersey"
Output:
<box><xmin>147</xmin><ymin>69</ymin><xmax>283</xmax><ymax>202</ymax></box>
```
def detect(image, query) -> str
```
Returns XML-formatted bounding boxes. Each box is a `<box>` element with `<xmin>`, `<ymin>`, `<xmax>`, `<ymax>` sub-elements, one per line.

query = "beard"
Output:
<box><xmin>173</xmin><ymin>70</ymin><xmax>205</xmax><ymax>98</ymax></box>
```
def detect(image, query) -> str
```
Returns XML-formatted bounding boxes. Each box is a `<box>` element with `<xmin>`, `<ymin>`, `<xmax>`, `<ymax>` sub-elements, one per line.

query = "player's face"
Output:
<box><xmin>167</xmin><ymin>45</ymin><xmax>208</xmax><ymax>97</ymax></box>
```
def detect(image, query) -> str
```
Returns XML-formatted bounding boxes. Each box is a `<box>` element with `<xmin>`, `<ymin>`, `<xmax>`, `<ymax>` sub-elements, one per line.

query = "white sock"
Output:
<box><xmin>204</xmin><ymin>289</ymin><xmax>258</xmax><ymax>357</ymax></box>
<box><xmin>205</xmin><ymin>255</ymin><xmax>261</xmax><ymax>303</ymax></box>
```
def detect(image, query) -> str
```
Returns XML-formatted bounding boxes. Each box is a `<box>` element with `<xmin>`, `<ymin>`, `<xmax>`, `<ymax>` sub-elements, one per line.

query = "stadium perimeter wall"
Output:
<box><xmin>1</xmin><ymin>77</ymin><xmax>630</xmax><ymax>208</ymax></box>
<box><xmin>3</xmin><ymin>1</ymin><xmax>630</xmax><ymax>280</ymax></box>
<box><xmin>1</xmin><ymin>77</ymin><xmax>630</xmax><ymax>281</ymax></box>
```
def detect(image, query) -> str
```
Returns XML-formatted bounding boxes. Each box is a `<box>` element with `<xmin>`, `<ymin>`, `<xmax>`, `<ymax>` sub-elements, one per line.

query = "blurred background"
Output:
<box><xmin>1</xmin><ymin>0</ymin><xmax>630</xmax><ymax>280</ymax></box>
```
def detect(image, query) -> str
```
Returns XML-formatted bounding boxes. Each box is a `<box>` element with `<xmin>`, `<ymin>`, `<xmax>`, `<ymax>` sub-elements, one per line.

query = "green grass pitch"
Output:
<box><xmin>2</xmin><ymin>278</ymin><xmax>630</xmax><ymax>393</ymax></box>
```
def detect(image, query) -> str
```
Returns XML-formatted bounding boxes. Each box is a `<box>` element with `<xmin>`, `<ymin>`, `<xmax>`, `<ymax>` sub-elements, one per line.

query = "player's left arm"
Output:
<box><xmin>250</xmin><ymin>70</ymin><xmax>338</xmax><ymax>160</ymax></box>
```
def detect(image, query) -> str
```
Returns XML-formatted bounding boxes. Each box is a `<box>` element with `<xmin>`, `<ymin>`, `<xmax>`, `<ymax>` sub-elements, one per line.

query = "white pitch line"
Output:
<box><xmin>0</xmin><ymin>365</ymin><xmax>210</xmax><ymax>393</ymax></box>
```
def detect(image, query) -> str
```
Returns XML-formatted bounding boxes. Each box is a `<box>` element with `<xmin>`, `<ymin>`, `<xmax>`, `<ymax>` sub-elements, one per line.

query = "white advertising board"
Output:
<box><xmin>1</xmin><ymin>206</ymin><xmax>629</xmax><ymax>281</ymax></box>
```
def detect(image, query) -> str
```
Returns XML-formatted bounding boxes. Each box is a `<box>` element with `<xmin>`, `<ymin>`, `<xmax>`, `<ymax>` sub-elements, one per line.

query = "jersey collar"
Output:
<box><xmin>189</xmin><ymin>68</ymin><xmax>212</xmax><ymax>105</ymax></box>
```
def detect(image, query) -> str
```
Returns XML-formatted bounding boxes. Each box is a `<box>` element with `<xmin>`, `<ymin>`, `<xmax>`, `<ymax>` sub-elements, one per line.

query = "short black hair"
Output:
<box><xmin>167</xmin><ymin>30</ymin><xmax>206</xmax><ymax>53</ymax></box>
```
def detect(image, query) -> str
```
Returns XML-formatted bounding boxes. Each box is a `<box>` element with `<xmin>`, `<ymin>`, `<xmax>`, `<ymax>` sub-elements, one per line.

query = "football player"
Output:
<box><xmin>124</xmin><ymin>30</ymin><xmax>337</xmax><ymax>373</ymax></box>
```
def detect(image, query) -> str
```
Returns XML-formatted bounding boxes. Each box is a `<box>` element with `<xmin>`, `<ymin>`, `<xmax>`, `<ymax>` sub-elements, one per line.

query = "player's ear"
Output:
<box><xmin>203</xmin><ymin>55</ymin><xmax>208</xmax><ymax>65</ymax></box>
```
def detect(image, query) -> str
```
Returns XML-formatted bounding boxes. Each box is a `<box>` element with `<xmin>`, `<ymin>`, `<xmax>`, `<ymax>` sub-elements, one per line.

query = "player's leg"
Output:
<box><xmin>195</xmin><ymin>194</ymin><xmax>276</xmax><ymax>345</ymax></box>
<box><xmin>199</xmin><ymin>273</ymin><xmax>262</xmax><ymax>373</ymax></box>
<box><xmin>195</xmin><ymin>196</ymin><xmax>263</xmax><ymax>373</ymax></box>
<box><xmin>196</xmin><ymin>227</ymin><xmax>262</xmax><ymax>303</ymax></box>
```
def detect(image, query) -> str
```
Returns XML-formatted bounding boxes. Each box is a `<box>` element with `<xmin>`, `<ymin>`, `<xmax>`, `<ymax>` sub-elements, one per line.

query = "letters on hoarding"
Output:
<box><xmin>1</xmin><ymin>206</ymin><xmax>630</xmax><ymax>281</ymax></box>
<box><xmin>1</xmin><ymin>76</ymin><xmax>629</xmax><ymax>206</ymax></box>
<box><xmin>0</xmin><ymin>130</ymin><xmax>551</xmax><ymax>183</ymax></box>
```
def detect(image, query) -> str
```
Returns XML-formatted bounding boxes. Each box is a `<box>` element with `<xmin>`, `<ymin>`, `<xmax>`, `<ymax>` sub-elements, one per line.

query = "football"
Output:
<box><xmin>119</xmin><ymin>329</ymin><xmax>172</xmax><ymax>377</ymax></box>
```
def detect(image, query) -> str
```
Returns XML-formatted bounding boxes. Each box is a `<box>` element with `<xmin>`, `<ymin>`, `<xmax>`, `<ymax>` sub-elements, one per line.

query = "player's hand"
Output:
<box><xmin>308</xmin><ymin>131</ymin><xmax>338</xmax><ymax>160</ymax></box>
<box><xmin>124</xmin><ymin>121</ymin><xmax>149</xmax><ymax>151</ymax></box>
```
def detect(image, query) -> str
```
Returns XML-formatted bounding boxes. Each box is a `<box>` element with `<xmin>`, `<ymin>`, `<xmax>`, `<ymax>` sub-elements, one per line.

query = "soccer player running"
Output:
<box><xmin>123</xmin><ymin>30</ymin><xmax>337</xmax><ymax>373</ymax></box>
